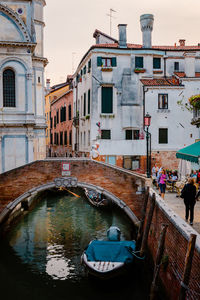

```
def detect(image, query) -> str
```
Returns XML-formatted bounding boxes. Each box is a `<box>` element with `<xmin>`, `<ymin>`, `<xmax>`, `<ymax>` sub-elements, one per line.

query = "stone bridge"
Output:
<box><xmin>0</xmin><ymin>158</ymin><xmax>148</xmax><ymax>225</ymax></box>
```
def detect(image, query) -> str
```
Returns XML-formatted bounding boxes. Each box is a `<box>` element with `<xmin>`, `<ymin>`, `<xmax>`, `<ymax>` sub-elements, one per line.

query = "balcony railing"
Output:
<box><xmin>191</xmin><ymin>108</ymin><xmax>200</xmax><ymax>126</ymax></box>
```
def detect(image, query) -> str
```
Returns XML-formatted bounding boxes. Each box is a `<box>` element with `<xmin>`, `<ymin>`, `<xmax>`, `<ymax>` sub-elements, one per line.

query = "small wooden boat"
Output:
<box><xmin>84</xmin><ymin>188</ymin><xmax>109</xmax><ymax>208</ymax></box>
<box><xmin>81</xmin><ymin>226</ymin><xmax>138</xmax><ymax>279</ymax></box>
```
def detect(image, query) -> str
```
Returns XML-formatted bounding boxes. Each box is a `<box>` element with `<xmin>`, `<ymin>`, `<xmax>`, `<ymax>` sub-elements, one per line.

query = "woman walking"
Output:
<box><xmin>181</xmin><ymin>178</ymin><xmax>197</xmax><ymax>225</ymax></box>
<box><xmin>159</xmin><ymin>169</ymin><xmax>167</xmax><ymax>199</ymax></box>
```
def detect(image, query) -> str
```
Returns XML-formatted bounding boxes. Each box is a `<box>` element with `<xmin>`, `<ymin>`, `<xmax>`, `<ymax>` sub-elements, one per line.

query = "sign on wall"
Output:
<box><xmin>62</xmin><ymin>162</ymin><xmax>71</xmax><ymax>176</ymax></box>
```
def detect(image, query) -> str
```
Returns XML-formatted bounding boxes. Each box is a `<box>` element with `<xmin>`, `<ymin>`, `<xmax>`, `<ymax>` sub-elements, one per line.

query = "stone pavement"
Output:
<box><xmin>152</xmin><ymin>186</ymin><xmax>200</xmax><ymax>234</ymax></box>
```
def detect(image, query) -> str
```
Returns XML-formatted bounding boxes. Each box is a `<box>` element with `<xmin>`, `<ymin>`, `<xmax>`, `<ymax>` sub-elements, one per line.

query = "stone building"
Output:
<box><xmin>49</xmin><ymin>77</ymin><xmax>73</xmax><ymax>157</ymax></box>
<box><xmin>72</xmin><ymin>14</ymin><xmax>199</xmax><ymax>172</ymax></box>
<box><xmin>0</xmin><ymin>0</ymin><xmax>47</xmax><ymax>172</ymax></box>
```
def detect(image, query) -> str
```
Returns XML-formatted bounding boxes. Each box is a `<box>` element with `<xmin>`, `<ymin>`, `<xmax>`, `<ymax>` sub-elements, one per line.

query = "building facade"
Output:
<box><xmin>72</xmin><ymin>14</ymin><xmax>199</xmax><ymax>172</ymax></box>
<box><xmin>0</xmin><ymin>0</ymin><xmax>47</xmax><ymax>172</ymax></box>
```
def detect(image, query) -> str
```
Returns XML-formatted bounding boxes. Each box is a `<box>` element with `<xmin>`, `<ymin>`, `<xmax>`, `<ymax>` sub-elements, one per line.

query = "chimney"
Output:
<box><xmin>179</xmin><ymin>39</ymin><xmax>186</xmax><ymax>47</ymax></box>
<box><xmin>118</xmin><ymin>24</ymin><xmax>127</xmax><ymax>48</ymax></box>
<box><xmin>140</xmin><ymin>14</ymin><xmax>154</xmax><ymax>48</ymax></box>
<box><xmin>46</xmin><ymin>78</ymin><xmax>50</xmax><ymax>91</ymax></box>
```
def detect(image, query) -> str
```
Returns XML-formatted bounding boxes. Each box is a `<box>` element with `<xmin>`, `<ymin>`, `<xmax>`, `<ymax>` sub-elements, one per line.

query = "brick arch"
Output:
<box><xmin>0</xmin><ymin>177</ymin><xmax>139</xmax><ymax>226</ymax></box>
<box><xmin>0</xmin><ymin>159</ymin><xmax>147</xmax><ymax>225</ymax></box>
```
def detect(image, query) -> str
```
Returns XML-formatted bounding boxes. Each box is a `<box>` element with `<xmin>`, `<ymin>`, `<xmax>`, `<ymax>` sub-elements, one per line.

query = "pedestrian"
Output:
<box><xmin>180</xmin><ymin>177</ymin><xmax>197</xmax><ymax>225</ymax></box>
<box><xmin>159</xmin><ymin>169</ymin><xmax>167</xmax><ymax>199</ymax></box>
<box><xmin>197</xmin><ymin>169</ymin><xmax>200</xmax><ymax>187</ymax></box>
<box><xmin>151</xmin><ymin>164</ymin><xmax>158</xmax><ymax>186</ymax></box>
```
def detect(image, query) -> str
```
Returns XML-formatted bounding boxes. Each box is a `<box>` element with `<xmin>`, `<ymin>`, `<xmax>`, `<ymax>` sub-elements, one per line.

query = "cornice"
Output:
<box><xmin>0</xmin><ymin>41</ymin><xmax>36</xmax><ymax>49</ymax></box>
<box><xmin>32</xmin><ymin>55</ymin><xmax>48</xmax><ymax>66</ymax></box>
<box><xmin>0</xmin><ymin>4</ymin><xmax>32</xmax><ymax>42</ymax></box>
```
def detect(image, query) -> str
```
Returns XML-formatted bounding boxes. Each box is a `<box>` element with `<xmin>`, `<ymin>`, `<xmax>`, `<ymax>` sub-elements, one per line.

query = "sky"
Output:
<box><xmin>44</xmin><ymin>0</ymin><xmax>200</xmax><ymax>86</ymax></box>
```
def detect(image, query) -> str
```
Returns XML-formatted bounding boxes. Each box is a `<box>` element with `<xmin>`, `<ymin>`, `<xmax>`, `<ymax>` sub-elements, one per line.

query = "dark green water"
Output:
<box><xmin>0</xmin><ymin>191</ymin><xmax>151</xmax><ymax>300</ymax></box>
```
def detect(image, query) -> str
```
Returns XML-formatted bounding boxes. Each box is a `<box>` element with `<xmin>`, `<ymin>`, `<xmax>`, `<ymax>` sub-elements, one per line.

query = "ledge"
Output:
<box><xmin>101</xmin><ymin>67</ymin><xmax>113</xmax><ymax>72</ymax></box>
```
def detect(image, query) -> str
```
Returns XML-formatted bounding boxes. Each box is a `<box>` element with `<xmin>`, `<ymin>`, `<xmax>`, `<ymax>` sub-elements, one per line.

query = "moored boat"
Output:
<box><xmin>84</xmin><ymin>188</ymin><xmax>109</xmax><ymax>208</ymax></box>
<box><xmin>81</xmin><ymin>226</ymin><xmax>138</xmax><ymax>279</ymax></box>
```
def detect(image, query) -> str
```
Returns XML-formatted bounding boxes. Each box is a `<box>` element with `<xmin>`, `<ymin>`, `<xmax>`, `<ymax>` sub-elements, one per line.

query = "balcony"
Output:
<box><xmin>73</xmin><ymin>117</ymin><xmax>79</xmax><ymax>127</ymax></box>
<box><xmin>191</xmin><ymin>108</ymin><xmax>200</xmax><ymax>127</ymax></box>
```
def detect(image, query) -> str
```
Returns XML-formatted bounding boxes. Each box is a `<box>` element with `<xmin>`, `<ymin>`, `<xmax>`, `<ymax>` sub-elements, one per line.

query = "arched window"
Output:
<box><xmin>3</xmin><ymin>69</ymin><xmax>16</xmax><ymax>107</ymax></box>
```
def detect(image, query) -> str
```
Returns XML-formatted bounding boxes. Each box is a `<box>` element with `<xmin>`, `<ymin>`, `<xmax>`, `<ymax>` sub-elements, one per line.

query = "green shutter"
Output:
<box><xmin>84</xmin><ymin>93</ymin><xmax>86</xmax><ymax>116</ymax></box>
<box><xmin>88</xmin><ymin>89</ymin><xmax>90</xmax><ymax>114</ymax></box>
<box><xmin>153</xmin><ymin>57</ymin><xmax>161</xmax><ymax>69</ymax></box>
<box><xmin>125</xmin><ymin>130</ymin><xmax>132</xmax><ymax>140</ymax></box>
<box><xmin>97</xmin><ymin>57</ymin><xmax>102</xmax><ymax>66</ymax></box>
<box><xmin>111</xmin><ymin>57</ymin><xmax>117</xmax><ymax>67</ymax></box>
<box><xmin>135</xmin><ymin>57</ymin><xmax>143</xmax><ymax>68</ymax></box>
<box><xmin>101</xmin><ymin>87</ymin><xmax>113</xmax><ymax>113</ymax></box>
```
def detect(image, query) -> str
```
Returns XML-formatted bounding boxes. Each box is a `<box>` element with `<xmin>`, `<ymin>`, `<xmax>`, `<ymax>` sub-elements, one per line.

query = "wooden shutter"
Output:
<box><xmin>97</xmin><ymin>57</ymin><xmax>102</xmax><ymax>66</ymax></box>
<box><xmin>135</xmin><ymin>57</ymin><xmax>143</xmax><ymax>68</ymax></box>
<box><xmin>88</xmin><ymin>89</ymin><xmax>90</xmax><ymax>114</ymax></box>
<box><xmin>101</xmin><ymin>87</ymin><xmax>113</xmax><ymax>113</ymax></box>
<box><xmin>111</xmin><ymin>57</ymin><xmax>117</xmax><ymax>67</ymax></box>
<box><xmin>84</xmin><ymin>93</ymin><xmax>86</xmax><ymax>116</ymax></box>
<box><xmin>153</xmin><ymin>57</ymin><xmax>161</xmax><ymax>69</ymax></box>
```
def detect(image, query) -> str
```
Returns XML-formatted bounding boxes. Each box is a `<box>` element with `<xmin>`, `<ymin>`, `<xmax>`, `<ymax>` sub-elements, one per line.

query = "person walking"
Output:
<box><xmin>159</xmin><ymin>169</ymin><xmax>167</xmax><ymax>199</ymax></box>
<box><xmin>180</xmin><ymin>178</ymin><xmax>197</xmax><ymax>225</ymax></box>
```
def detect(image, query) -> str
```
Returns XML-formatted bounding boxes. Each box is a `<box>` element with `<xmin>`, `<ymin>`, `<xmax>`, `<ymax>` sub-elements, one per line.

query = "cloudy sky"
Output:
<box><xmin>44</xmin><ymin>0</ymin><xmax>200</xmax><ymax>85</ymax></box>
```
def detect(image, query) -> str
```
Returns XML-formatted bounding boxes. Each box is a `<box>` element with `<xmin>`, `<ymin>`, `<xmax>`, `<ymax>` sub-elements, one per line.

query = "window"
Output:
<box><xmin>54</xmin><ymin>116</ymin><xmax>56</xmax><ymax>128</ymax></box>
<box><xmin>135</xmin><ymin>57</ymin><xmax>143</xmax><ymax>68</ymax></box>
<box><xmin>68</xmin><ymin>104</ymin><xmax>71</xmax><ymax>120</ymax></box>
<box><xmin>38</xmin><ymin>76</ymin><xmax>40</xmax><ymax>83</ymax></box>
<box><xmin>101</xmin><ymin>130</ymin><xmax>111</xmax><ymax>139</ymax></box>
<box><xmin>97</xmin><ymin>57</ymin><xmax>117</xmax><ymax>67</ymax></box>
<box><xmin>125</xmin><ymin>130</ymin><xmax>140</xmax><ymax>140</ymax></box>
<box><xmin>88</xmin><ymin>59</ymin><xmax>91</xmax><ymax>73</ymax></box>
<box><xmin>83</xmin><ymin>93</ymin><xmax>86</xmax><ymax>116</ymax></box>
<box><xmin>54</xmin><ymin>132</ymin><xmax>56</xmax><ymax>145</ymax></box>
<box><xmin>88</xmin><ymin>130</ymin><xmax>90</xmax><ymax>146</ymax></box>
<box><xmin>50</xmin><ymin>117</ymin><xmax>52</xmax><ymax>129</ymax></box>
<box><xmin>69</xmin><ymin>131</ymin><xmax>72</xmax><ymax>145</ymax></box>
<box><xmin>56</xmin><ymin>110</ymin><xmax>59</xmax><ymax>124</ymax></box>
<box><xmin>88</xmin><ymin>89</ymin><xmax>90</xmax><ymax>114</ymax></box>
<box><xmin>159</xmin><ymin>128</ymin><xmax>168</xmax><ymax>144</ymax></box>
<box><xmin>158</xmin><ymin>94</ymin><xmax>168</xmax><ymax>109</ymax></box>
<box><xmin>60</xmin><ymin>106</ymin><xmax>66</xmax><ymax>122</ymax></box>
<box><xmin>84</xmin><ymin>132</ymin><xmax>86</xmax><ymax>146</ymax></box>
<box><xmin>174</xmin><ymin>62</ymin><xmax>179</xmax><ymax>71</ymax></box>
<box><xmin>153</xmin><ymin>57</ymin><xmax>161</xmax><ymax>69</ymax></box>
<box><xmin>101</xmin><ymin>87</ymin><xmax>113</xmax><ymax>114</ymax></box>
<box><xmin>50</xmin><ymin>133</ymin><xmax>53</xmax><ymax>144</ymax></box>
<box><xmin>64</xmin><ymin>131</ymin><xmax>67</xmax><ymax>145</ymax></box>
<box><xmin>3</xmin><ymin>69</ymin><xmax>16</xmax><ymax>107</ymax></box>
<box><xmin>83</xmin><ymin>66</ymin><xmax>86</xmax><ymax>74</ymax></box>
<box><xmin>60</xmin><ymin>132</ymin><xmax>63</xmax><ymax>145</ymax></box>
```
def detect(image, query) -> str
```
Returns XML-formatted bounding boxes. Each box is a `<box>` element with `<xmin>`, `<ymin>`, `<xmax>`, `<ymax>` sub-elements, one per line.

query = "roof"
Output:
<box><xmin>174</xmin><ymin>72</ymin><xmax>200</xmax><ymax>78</ymax></box>
<box><xmin>92</xmin><ymin>42</ymin><xmax>200</xmax><ymax>51</ymax></box>
<box><xmin>140</xmin><ymin>77</ymin><xmax>181</xmax><ymax>86</ymax></box>
<box><xmin>93</xmin><ymin>29</ymin><xmax>118</xmax><ymax>43</ymax></box>
<box><xmin>176</xmin><ymin>141</ymin><xmax>200</xmax><ymax>163</ymax></box>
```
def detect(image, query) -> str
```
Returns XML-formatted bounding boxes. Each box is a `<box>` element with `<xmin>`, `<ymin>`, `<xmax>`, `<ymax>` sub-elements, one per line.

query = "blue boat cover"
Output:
<box><xmin>85</xmin><ymin>240</ymin><xmax>136</xmax><ymax>263</ymax></box>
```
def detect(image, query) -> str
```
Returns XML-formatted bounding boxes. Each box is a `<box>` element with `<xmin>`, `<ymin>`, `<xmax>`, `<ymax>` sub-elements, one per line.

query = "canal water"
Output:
<box><xmin>0</xmin><ymin>190</ymin><xmax>151</xmax><ymax>300</ymax></box>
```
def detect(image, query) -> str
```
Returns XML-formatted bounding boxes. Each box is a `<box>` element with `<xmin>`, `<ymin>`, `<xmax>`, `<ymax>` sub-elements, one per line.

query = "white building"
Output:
<box><xmin>0</xmin><ymin>0</ymin><xmax>47</xmax><ymax>173</ymax></box>
<box><xmin>72</xmin><ymin>14</ymin><xmax>199</xmax><ymax>171</ymax></box>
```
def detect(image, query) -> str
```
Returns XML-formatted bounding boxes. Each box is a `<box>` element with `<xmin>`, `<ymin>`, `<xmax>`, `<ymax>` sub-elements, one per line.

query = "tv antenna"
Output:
<box><xmin>106</xmin><ymin>8</ymin><xmax>116</xmax><ymax>36</ymax></box>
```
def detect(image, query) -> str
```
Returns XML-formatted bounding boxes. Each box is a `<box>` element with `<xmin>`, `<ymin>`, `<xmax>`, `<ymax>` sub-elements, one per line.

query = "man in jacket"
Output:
<box><xmin>181</xmin><ymin>178</ymin><xmax>197</xmax><ymax>225</ymax></box>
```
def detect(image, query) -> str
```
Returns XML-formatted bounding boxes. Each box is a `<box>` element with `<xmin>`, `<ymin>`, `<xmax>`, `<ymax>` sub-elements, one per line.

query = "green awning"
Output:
<box><xmin>176</xmin><ymin>141</ymin><xmax>200</xmax><ymax>163</ymax></box>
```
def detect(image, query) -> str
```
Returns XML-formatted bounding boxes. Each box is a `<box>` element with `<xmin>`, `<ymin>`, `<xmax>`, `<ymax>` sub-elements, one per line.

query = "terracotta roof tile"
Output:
<box><xmin>174</xmin><ymin>72</ymin><xmax>200</xmax><ymax>78</ymax></box>
<box><xmin>140</xmin><ymin>77</ymin><xmax>181</xmax><ymax>86</ymax></box>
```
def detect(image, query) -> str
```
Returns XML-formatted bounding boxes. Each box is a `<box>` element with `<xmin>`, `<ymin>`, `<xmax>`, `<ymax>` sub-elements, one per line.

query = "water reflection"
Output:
<box><xmin>0</xmin><ymin>190</ymin><xmax>151</xmax><ymax>300</ymax></box>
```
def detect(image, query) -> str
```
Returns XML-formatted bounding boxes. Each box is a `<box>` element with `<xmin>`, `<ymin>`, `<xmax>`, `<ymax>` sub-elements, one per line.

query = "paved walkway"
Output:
<box><xmin>152</xmin><ymin>186</ymin><xmax>200</xmax><ymax>234</ymax></box>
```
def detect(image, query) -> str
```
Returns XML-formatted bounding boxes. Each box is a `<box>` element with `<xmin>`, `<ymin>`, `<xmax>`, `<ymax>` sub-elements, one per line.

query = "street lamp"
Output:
<box><xmin>144</xmin><ymin>113</ymin><xmax>151</xmax><ymax>178</ymax></box>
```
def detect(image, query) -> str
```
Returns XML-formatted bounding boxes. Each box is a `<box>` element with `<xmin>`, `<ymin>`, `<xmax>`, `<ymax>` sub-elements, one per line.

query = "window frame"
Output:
<box><xmin>135</xmin><ymin>56</ymin><xmax>144</xmax><ymax>68</ymax></box>
<box><xmin>101</xmin><ymin>86</ymin><xmax>113</xmax><ymax>114</ymax></box>
<box><xmin>153</xmin><ymin>57</ymin><xmax>161</xmax><ymax>69</ymax></box>
<box><xmin>101</xmin><ymin>129</ymin><xmax>111</xmax><ymax>139</ymax></box>
<box><xmin>159</xmin><ymin>128</ymin><xmax>168</xmax><ymax>144</ymax></box>
<box><xmin>125</xmin><ymin>129</ymin><xmax>140</xmax><ymax>140</ymax></box>
<box><xmin>158</xmin><ymin>94</ymin><xmax>168</xmax><ymax>109</ymax></box>
<box><xmin>3</xmin><ymin>68</ymin><xmax>16</xmax><ymax>107</ymax></box>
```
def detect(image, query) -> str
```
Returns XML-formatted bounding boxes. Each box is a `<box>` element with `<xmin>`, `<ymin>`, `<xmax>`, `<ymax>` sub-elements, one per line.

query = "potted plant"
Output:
<box><xmin>188</xmin><ymin>95</ymin><xmax>200</xmax><ymax>109</ymax></box>
<box><xmin>134</xmin><ymin>68</ymin><xmax>146</xmax><ymax>73</ymax></box>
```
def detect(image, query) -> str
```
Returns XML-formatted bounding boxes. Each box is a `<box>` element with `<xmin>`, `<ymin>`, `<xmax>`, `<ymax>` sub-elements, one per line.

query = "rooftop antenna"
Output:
<box><xmin>106</xmin><ymin>8</ymin><xmax>116</xmax><ymax>36</ymax></box>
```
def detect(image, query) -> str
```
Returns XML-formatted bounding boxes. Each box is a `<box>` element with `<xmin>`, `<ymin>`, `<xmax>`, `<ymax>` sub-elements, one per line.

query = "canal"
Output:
<box><xmin>0</xmin><ymin>189</ymin><xmax>152</xmax><ymax>300</ymax></box>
